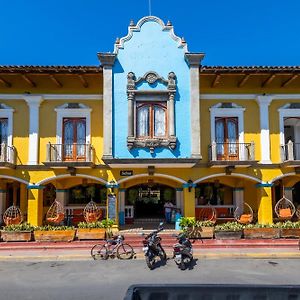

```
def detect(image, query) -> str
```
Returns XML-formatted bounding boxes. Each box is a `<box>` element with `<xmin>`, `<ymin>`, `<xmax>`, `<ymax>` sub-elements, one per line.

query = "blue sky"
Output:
<box><xmin>0</xmin><ymin>0</ymin><xmax>299</xmax><ymax>66</ymax></box>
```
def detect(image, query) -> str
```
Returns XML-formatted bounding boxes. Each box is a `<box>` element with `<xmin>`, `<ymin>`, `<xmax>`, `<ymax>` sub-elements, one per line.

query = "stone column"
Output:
<box><xmin>127</xmin><ymin>92</ymin><xmax>134</xmax><ymax>137</ymax></box>
<box><xmin>183</xmin><ymin>186</ymin><xmax>196</xmax><ymax>218</ymax></box>
<box><xmin>118</xmin><ymin>189</ymin><xmax>126</xmax><ymax>225</ymax></box>
<box><xmin>97</xmin><ymin>53</ymin><xmax>116</xmax><ymax>160</ymax></box>
<box><xmin>168</xmin><ymin>92</ymin><xmax>175</xmax><ymax>137</ymax></box>
<box><xmin>256</xmin><ymin>95</ymin><xmax>273</xmax><ymax>164</ymax></box>
<box><xmin>175</xmin><ymin>188</ymin><xmax>183</xmax><ymax>214</ymax></box>
<box><xmin>24</xmin><ymin>95</ymin><xmax>43</xmax><ymax>165</ymax></box>
<box><xmin>256</xmin><ymin>183</ymin><xmax>273</xmax><ymax>224</ymax></box>
<box><xmin>56</xmin><ymin>189</ymin><xmax>67</xmax><ymax>206</ymax></box>
<box><xmin>20</xmin><ymin>184</ymin><xmax>27</xmax><ymax>217</ymax></box>
<box><xmin>27</xmin><ymin>185</ymin><xmax>44</xmax><ymax>226</ymax></box>
<box><xmin>0</xmin><ymin>185</ymin><xmax>7</xmax><ymax>222</ymax></box>
<box><xmin>233</xmin><ymin>188</ymin><xmax>244</xmax><ymax>215</ymax></box>
<box><xmin>284</xmin><ymin>187</ymin><xmax>293</xmax><ymax>201</ymax></box>
<box><xmin>185</xmin><ymin>53</ymin><xmax>205</xmax><ymax>159</ymax></box>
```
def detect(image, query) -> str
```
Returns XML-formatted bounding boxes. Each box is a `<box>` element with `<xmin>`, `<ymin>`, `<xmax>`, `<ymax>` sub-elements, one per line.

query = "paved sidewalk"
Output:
<box><xmin>0</xmin><ymin>239</ymin><xmax>299</xmax><ymax>261</ymax></box>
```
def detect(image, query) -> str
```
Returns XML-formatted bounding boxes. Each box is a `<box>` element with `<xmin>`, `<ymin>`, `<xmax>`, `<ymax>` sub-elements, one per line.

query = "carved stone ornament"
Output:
<box><xmin>127</xmin><ymin>136</ymin><xmax>177</xmax><ymax>154</ymax></box>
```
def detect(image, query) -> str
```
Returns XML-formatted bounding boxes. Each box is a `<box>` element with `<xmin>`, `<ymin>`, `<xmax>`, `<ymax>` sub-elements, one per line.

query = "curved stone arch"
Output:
<box><xmin>270</xmin><ymin>172</ymin><xmax>297</xmax><ymax>184</ymax></box>
<box><xmin>194</xmin><ymin>173</ymin><xmax>263</xmax><ymax>184</ymax></box>
<box><xmin>36</xmin><ymin>174</ymin><xmax>107</xmax><ymax>186</ymax></box>
<box><xmin>0</xmin><ymin>175</ymin><xmax>29</xmax><ymax>185</ymax></box>
<box><xmin>117</xmin><ymin>173</ymin><xmax>186</xmax><ymax>186</ymax></box>
<box><xmin>114</xmin><ymin>16</ymin><xmax>188</xmax><ymax>54</ymax></box>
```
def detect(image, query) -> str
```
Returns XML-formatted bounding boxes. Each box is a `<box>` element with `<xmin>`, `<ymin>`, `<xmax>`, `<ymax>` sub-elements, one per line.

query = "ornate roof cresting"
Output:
<box><xmin>113</xmin><ymin>16</ymin><xmax>188</xmax><ymax>54</ymax></box>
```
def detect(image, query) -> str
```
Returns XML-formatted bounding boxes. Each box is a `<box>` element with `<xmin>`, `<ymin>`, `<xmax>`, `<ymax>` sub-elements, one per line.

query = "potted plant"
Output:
<box><xmin>214</xmin><ymin>222</ymin><xmax>244</xmax><ymax>239</ymax></box>
<box><xmin>76</xmin><ymin>221</ymin><xmax>106</xmax><ymax>240</ymax></box>
<box><xmin>243</xmin><ymin>223</ymin><xmax>281</xmax><ymax>239</ymax></box>
<box><xmin>76</xmin><ymin>218</ymin><xmax>115</xmax><ymax>240</ymax></box>
<box><xmin>179</xmin><ymin>218</ymin><xmax>215</xmax><ymax>239</ymax></box>
<box><xmin>1</xmin><ymin>223</ymin><xmax>34</xmax><ymax>242</ymax></box>
<box><xmin>279</xmin><ymin>221</ymin><xmax>300</xmax><ymax>238</ymax></box>
<box><xmin>33</xmin><ymin>225</ymin><xmax>76</xmax><ymax>242</ymax></box>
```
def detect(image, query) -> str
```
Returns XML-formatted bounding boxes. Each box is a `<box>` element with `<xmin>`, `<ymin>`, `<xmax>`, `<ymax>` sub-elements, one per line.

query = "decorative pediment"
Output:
<box><xmin>127</xmin><ymin>71</ymin><xmax>176</xmax><ymax>91</ymax></box>
<box><xmin>114</xmin><ymin>16</ymin><xmax>188</xmax><ymax>54</ymax></box>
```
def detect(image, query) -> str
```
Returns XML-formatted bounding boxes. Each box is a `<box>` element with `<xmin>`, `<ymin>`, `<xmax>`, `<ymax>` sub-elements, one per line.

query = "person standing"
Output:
<box><xmin>164</xmin><ymin>200</ymin><xmax>174</xmax><ymax>223</ymax></box>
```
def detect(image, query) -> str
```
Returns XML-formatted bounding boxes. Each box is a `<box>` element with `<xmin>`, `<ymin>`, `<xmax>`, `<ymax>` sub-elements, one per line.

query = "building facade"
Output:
<box><xmin>0</xmin><ymin>16</ymin><xmax>300</xmax><ymax>226</ymax></box>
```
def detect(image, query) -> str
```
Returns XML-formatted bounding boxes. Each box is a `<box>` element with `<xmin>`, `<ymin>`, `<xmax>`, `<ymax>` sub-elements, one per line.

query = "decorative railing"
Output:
<box><xmin>209</xmin><ymin>142</ymin><xmax>255</xmax><ymax>161</ymax></box>
<box><xmin>0</xmin><ymin>143</ymin><xmax>16</xmax><ymax>164</ymax></box>
<box><xmin>46</xmin><ymin>143</ymin><xmax>95</xmax><ymax>163</ymax></box>
<box><xmin>281</xmin><ymin>141</ymin><xmax>300</xmax><ymax>161</ymax></box>
<box><xmin>125</xmin><ymin>206</ymin><xmax>134</xmax><ymax>219</ymax></box>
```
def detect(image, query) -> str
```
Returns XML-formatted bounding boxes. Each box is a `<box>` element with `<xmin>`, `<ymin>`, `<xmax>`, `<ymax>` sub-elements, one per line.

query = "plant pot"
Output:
<box><xmin>187</xmin><ymin>227</ymin><xmax>214</xmax><ymax>239</ymax></box>
<box><xmin>76</xmin><ymin>228</ymin><xmax>106</xmax><ymax>240</ymax></box>
<box><xmin>1</xmin><ymin>231</ymin><xmax>32</xmax><ymax>242</ymax></box>
<box><xmin>34</xmin><ymin>230</ymin><xmax>76</xmax><ymax>242</ymax></box>
<box><xmin>280</xmin><ymin>228</ymin><xmax>300</xmax><ymax>238</ymax></box>
<box><xmin>214</xmin><ymin>230</ymin><xmax>243</xmax><ymax>240</ymax></box>
<box><xmin>243</xmin><ymin>228</ymin><xmax>280</xmax><ymax>239</ymax></box>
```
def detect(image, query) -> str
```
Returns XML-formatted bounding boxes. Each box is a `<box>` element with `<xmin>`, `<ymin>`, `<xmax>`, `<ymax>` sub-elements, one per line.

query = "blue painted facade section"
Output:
<box><xmin>112</xmin><ymin>20</ymin><xmax>191</xmax><ymax>159</ymax></box>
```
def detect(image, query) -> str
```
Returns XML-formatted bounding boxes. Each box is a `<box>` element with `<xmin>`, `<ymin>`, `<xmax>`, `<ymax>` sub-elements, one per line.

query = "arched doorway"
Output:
<box><xmin>126</xmin><ymin>183</ymin><xmax>176</xmax><ymax>219</ymax></box>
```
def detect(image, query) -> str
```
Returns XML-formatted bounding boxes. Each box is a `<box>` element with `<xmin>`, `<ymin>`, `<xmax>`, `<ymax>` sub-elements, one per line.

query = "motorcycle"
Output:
<box><xmin>173</xmin><ymin>232</ymin><xmax>195</xmax><ymax>270</ymax></box>
<box><xmin>142</xmin><ymin>222</ymin><xmax>167</xmax><ymax>270</ymax></box>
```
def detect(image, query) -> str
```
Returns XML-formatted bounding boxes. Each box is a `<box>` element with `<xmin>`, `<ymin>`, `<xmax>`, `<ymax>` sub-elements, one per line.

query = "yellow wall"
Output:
<box><xmin>39</xmin><ymin>100</ymin><xmax>104</xmax><ymax>164</ymax></box>
<box><xmin>200</xmin><ymin>99</ymin><xmax>261</xmax><ymax>162</ymax></box>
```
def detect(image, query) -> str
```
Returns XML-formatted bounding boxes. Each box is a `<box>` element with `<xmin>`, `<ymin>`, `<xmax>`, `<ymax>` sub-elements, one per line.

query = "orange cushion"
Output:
<box><xmin>239</xmin><ymin>214</ymin><xmax>252</xmax><ymax>224</ymax></box>
<box><xmin>279</xmin><ymin>208</ymin><xmax>292</xmax><ymax>218</ymax></box>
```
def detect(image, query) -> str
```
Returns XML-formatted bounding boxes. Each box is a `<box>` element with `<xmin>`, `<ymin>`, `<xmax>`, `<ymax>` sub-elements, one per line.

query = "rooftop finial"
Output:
<box><xmin>148</xmin><ymin>0</ymin><xmax>152</xmax><ymax>16</ymax></box>
<box><xmin>129</xmin><ymin>19</ymin><xmax>135</xmax><ymax>27</ymax></box>
<box><xmin>115</xmin><ymin>37</ymin><xmax>120</xmax><ymax>44</ymax></box>
<box><xmin>166</xmin><ymin>20</ymin><xmax>172</xmax><ymax>26</ymax></box>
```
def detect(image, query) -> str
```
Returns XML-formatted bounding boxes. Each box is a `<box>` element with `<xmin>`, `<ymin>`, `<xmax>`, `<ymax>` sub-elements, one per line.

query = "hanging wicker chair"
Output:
<box><xmin>275</xmin><ymin>196</ymin><xmax>296</xmax><ymax>220</ymax></box>
<box><xmin>234</xmin><ymin>202</ymin><xmax>253</xmax><ymax>224</ymax></box>
<box><xmin>46</xmin><ymin>200</ymin><xmax>65</xmax><ymax>225</ymax></box>
<box><xmin>296</xmin><ymin>207</ymin><xmax>300</xmax><ymax>219</ymax></box>
<box><xmin>3</xmin><ymin>205</ymin><xmax>23</xmax><ymax>225</ymax></box>
<box><xmin>197</xmin><ymin>205</ymin><xmax>217</xmax><ymax>224</ymax></box>
<box><xmin>83</xmin><ymin>200</ymin><xmax>102</xmax><ymax>223</ymax></box>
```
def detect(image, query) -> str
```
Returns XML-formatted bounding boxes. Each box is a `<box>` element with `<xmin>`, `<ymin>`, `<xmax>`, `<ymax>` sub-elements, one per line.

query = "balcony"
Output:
<box><xmin>281</xmin><ymin>141</ymin><xmax>300</xmax><ymax>167</ymax></box>
<box><xmin>44</xmin><ymin>143</ymin><xmax>95</xmax><ymax>168</ymax></box>
<box><xmin>208</xmin><ymin>142</ymin><xmax>256</xmax><ymax>167</ymax></box>
<box><xmin>0</xmin><ymin>144</ymin><xmax>16</xmax><ymax>168</ymax></box>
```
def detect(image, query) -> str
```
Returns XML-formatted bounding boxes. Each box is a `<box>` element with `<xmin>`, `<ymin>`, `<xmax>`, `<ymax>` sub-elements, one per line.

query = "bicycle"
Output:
<box><xmin>91</xmin><ymin>234</ymin><xmax>135</xmax><ymax>260</ymax></box>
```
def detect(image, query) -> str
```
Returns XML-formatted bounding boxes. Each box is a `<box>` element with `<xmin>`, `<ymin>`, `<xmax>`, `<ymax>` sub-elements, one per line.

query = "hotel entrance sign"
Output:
<box><xmin>120</xmin><ymin>170</ymin><xmax>133</xmax><ymax>176</ymax></box>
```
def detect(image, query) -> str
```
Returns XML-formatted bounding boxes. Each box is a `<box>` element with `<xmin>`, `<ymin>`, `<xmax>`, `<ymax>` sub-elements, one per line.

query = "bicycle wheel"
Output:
<box><xmin>91</xmin><ymin>244</ymin><xmax>108</xmax><ymax>260</ymax></box>
<box><xmin>116</xmin><ymin>243</ymin><xmax>134</xmax><ymax>259</ymax></box>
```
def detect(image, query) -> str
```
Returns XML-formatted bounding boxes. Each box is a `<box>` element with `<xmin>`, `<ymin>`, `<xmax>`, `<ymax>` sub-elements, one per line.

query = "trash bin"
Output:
<box><xmin>174</xmin><ymin>210</ymin><xmax>182</xmax><ymax>230</ymax></box>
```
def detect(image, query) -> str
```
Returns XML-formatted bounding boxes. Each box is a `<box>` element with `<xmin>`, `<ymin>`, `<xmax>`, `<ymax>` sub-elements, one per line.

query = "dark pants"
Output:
<box><xmin>165</xmin><ymin>211</ymin><xmax>172</xmax><ymax>223</ymax></box>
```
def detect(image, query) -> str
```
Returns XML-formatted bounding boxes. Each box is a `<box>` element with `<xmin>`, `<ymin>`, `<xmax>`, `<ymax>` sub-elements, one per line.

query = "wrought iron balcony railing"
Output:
<box><xmin>46</xmin><ymin>143</ymin><xmax>95</xmax><ymax>163</ymax></box>
<box><xmin>209</xmin><ymin>142</ymin><xmax>255</xmax><ymax>161</ymax></box>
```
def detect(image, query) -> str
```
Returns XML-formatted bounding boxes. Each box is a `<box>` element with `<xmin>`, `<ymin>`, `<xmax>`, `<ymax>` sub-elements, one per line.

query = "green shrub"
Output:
<box><xmin>77</xmin><ymin>221</ymin><xmax>104</xmax><ymax>229</ymax></box>
<box><xmin>215</xmin><ymin>222</ymin><xmax>244</xmax><ymax>232</ymax></box>
<box><xmin>244</xmin><ymin>223</ymin><xmax>280</xmax><ymax>229</ymax></box>
<box><xmin>34</xmin><ymin>225</ymin><xmax>75</xmax><ymax>231</ymax></box>
<box><xmin>195</xmin><ymin>220</ymin><xmax>215</xmax><ymax>227</ymax></box>
<box><xmin>179</xmin><ymin>217</ymin><xmax>195</xmax><ymax>229</ymax></box>
<box><xmin>275</xmin><ymin>221</ymin><xmax>300</xmax><ymax>229</ymax></box>
<box><xmin>2</xmin><ymin>223</ymin><xmax>34</xmax><ymax>232</ymax></box>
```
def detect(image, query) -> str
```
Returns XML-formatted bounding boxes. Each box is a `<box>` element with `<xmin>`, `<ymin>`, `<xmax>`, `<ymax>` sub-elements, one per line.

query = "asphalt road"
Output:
<box><xmin>0</xmin><ymin>258</ymin><xmax>300</xmax><ymax>300</ymax></box>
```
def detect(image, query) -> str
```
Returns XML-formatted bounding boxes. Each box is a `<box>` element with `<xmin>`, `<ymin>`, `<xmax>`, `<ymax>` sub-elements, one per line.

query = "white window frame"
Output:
<box><xmin>209</xmin><ymin>103</ymin><xmax>245</xmax><ymax>145</ymax></box>
<box><xmin>55</xmin><ymin>103</ymin><xmax>92</xmax><ymax>145</ymax></box>
<box><xmin>278</xmin><ymin>103</ymin><xmax>300</xmax><ymax>145</ymax></box>
<box><xmin>0</xmin><ymin>104</ymin><xmax>14</xmax><ymax>147</ymax></box>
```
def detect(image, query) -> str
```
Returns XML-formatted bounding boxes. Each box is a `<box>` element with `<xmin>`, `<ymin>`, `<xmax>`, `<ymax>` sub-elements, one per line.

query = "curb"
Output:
<box><xmin>0</xmin><ymin>252</ymin><xmax>299</xmax><ymax>261</ymax></box>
